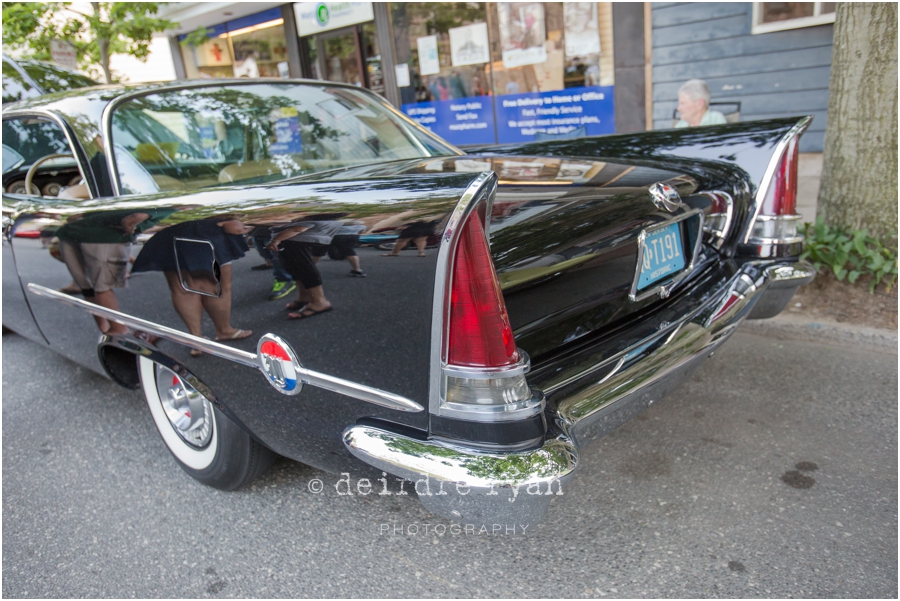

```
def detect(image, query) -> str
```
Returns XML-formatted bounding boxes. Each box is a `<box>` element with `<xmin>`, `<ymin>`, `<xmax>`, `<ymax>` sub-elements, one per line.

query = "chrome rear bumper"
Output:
<box><xmin>343</xmin><ymin>261</ymin><xmax>814</xmax><ymax>528</ymax></box>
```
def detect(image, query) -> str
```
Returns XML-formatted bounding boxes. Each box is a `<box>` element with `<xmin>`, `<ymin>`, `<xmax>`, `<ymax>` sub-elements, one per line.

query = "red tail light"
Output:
<box><xmin>446</xmin><ymin>209</ymin><xmax>519</xmax><ymax>368</ymax></box>
<box><xmin>760</xmin><ymin>137</ymin><xmax>799</xmax><ymax>216</ymax></box>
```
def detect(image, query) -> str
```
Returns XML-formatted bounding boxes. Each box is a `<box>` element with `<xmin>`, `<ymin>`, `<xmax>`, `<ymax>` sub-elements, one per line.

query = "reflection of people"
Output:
<box><xmin>449</xmin><ymin>71</ymin><xmax>468</xmax><ymax>99</ymax></box>
<box><xmin>471</xmin><ymin>74</ymin><xmax>487</xmax><ymax>97</ymax></box>
<box><xmin>250</xmin><ymin>226</ymin><xmax>297</xmax><ymax>301</ymax></box>
<box><xmin>56</xmin><ymin>208</ymin><xmax>170</xmax><ymax>334</ymax></box>
<box><xmin>382</xmin><ymin>220</ymin><xmax>439</xmax><ymax>258</ymax></box>
<box><xmin>429</xmin><ymin>77</ymin><xmax>450</xmax><ymax>101</ymax></box>
<box><xmin>132</xmin><ymin>218</ymin><xmax>253</xmax><ymax>353</ymax></box>
<box><xmin>266</xmin><ymin>217</ymin><xmax>342</xmax><ymax>319</ymax></box>
<box><xmin>321</xmin><ymin>222</ymin><xmax>366</xmax><ymax>277</ymax></box>
<box><xmin>234</xmin><ymin>52</ymin><xmax>259</xmax><ymax>78</ymax></box>
<box><xmin>675</xmin><ymin>79</ymin><xmax>727</xmax><ymax>128</ymax></box>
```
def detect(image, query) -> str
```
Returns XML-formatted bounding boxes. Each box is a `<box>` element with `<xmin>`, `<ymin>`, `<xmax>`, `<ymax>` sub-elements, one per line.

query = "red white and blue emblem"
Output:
<box><xmin>257</xmin><ymin>335</ymin><xmax>303</xmax><ymax>395</ymax></box>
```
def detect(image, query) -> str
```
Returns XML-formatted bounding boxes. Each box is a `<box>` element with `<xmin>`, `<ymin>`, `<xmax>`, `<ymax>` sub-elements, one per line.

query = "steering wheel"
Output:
<box><xmin>24</xmin><ymin>153</ymin><xmax>74</xmax><ymax>198</ymax></box>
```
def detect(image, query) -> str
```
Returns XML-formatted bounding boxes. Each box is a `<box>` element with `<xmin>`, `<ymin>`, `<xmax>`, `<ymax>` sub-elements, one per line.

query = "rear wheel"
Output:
<box><xmin>138</xmin><ymin>357</ymin><xmax>276</xmax><ymax>490</ymax></box>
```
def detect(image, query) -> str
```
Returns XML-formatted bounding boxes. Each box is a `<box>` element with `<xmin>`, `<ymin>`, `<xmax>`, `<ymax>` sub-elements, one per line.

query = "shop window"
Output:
<box><xmin>751</xmin><ymin>3</ymin><xmax>836</xmax><ymax>34</ymax></box>
<box><xmin>179</xmin><ymin>8</ymin><xmax>289</xmax><ymax>79</ymax></box>
<box><xmin>395</xmin><ymin>2</ymin><xmax>616</xmax><ymax>146</ymax></box>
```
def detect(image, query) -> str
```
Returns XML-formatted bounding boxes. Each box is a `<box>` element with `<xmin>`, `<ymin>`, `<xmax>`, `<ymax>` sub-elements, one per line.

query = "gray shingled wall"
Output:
<box><xmin>651</xmin><ymin>2</ymin><xmax>833</xmax><ymax>152</ymax></box>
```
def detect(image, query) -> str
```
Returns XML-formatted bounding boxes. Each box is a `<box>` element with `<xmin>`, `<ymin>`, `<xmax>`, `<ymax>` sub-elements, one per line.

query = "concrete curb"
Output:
<box><xmin>740</xmin><ymin>313</ymin><xmax>898</xmax><ymax>351</ymax></box>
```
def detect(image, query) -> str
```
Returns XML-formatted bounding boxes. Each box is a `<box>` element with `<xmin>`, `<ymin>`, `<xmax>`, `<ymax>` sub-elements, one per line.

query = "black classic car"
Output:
<box><xmin>2</xmin><ymin>80</ymin><xmax>814</xmax><ymax>527</ymax></box>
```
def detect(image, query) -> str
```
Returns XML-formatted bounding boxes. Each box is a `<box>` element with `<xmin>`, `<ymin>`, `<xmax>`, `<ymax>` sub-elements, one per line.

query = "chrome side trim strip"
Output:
<box><xmin>742</xmin><ymin>115</ymin><xmax>813</xmax><ymax>244</ymax></box>
<box><xmin>26</xmin><ymin>283</ymin><xmax>423</xmax><ymax>413</ymax></box>
<box><xmin>28</xmin><ymin>283</ymin><xmax>259</xmax><ymax>366</ymax></box>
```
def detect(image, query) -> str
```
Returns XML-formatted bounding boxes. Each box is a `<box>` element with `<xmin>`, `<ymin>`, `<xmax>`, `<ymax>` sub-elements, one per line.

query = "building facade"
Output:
<box><xmin>159</xmin><ymin>0</ymin><xmax>835</xmax><ymax>211</ymax></box>
<box><xmin>159</xmin><ymin>2</ymin><xmax>651</xmax><ymax>146</ymax></box>
<box><xmin>649</xmin><ymin>2</ymin><xmax>835</xmax><ymax>222</ymax></box>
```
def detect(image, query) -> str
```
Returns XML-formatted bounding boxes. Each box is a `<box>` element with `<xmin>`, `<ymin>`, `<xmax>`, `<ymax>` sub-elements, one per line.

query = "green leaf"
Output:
<box><xmin>847</xmin><ymin>270</ymin><xmax>861</xmax><ymax>283</ymax></box>
<box><xmin>833</xmin><ymin>266</ymin><xmax>848</xmax><ymax>281</ymax></box>
<box><xmin>869</xmin><ymin>253</ymin><xmax>885</xmax><ymax>270</ymax></box>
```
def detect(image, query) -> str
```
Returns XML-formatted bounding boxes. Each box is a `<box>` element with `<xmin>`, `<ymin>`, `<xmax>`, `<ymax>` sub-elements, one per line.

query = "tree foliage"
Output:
<box><xmin>1</xmin><ymin>2</ymin><xmax>175</xmax><ymax>83</ymax></box>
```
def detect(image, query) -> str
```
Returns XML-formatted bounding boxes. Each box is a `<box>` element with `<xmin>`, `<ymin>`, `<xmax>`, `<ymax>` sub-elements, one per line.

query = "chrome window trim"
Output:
<box><xmin>629</xmin><ymin>208</ymin><xmax>705</xmax><ymax>303</ymax></box>
<box><xmin>1</xmin><ymin>108</ymin><xmax>94</xmax><ymax>199</ymax></box>
<box><xmin>26</xmin><ymin>283</ymin><xmax>423</xmax><ymax>413</ymax></box>
<box><xmin>100</xmin><ymin>78</ymin><xmax>461</xmax><ymax>197</ymax></box>
<box><xmin>742</xmin><ymin>115</ymin><xmax>813</xmax><ymax>244</ymax></box>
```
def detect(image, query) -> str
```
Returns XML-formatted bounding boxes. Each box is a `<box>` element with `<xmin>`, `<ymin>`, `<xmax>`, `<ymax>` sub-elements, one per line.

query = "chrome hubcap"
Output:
<box><xmin>154</xmin><ymin>364</ymin><xmax>213</xmax><ymax>448</ymax></box>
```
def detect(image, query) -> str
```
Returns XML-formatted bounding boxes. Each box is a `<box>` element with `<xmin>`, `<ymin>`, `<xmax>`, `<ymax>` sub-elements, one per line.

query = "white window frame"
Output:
<box><xmin>751</xmin><ymin>2</ymin><xmax>836</xmax><ymax>35</ymax></box>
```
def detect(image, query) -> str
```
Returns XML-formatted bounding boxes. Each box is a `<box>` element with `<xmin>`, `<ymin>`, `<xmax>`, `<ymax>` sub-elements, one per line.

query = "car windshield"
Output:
<box><xmin>19</xmin><ymin>61</ymin><xmax>98</xmax><ymax>93</ymax></box>
<box><xmin>110</xmin><ymin>82</ymin><xmax>458</xmax><ymax>195</ymax></box>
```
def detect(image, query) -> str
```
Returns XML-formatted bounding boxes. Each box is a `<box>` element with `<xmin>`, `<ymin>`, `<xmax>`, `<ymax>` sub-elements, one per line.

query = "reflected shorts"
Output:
<box><xmin>59</xmin><ymin>240</ymin><xmax>131</xmax><ymax>293</ymax></box>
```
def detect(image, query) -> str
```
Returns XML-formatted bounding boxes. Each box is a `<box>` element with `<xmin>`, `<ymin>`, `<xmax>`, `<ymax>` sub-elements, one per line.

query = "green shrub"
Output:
<box><xmin>801</xmin><ymin>219</ymin><xmax>897</xmax><ymax>293</ymax></box>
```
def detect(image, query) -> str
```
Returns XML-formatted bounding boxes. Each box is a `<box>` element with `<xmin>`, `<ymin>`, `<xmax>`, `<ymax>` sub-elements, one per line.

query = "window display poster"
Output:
<box><xmin>564</xmin><ymin>3</ymin><xmax>601</xmax><ymax>57</ymax></box>
<box><xmin>498</xmin><ymin>3</ymin><xmax>548</xmax><ymax>69</ymax></box>
<box><xmin>417</xmin><ymin>35</ymin><xmax>440</xmax><ymax>76</ymax></box>
<box><xmin>495</xmin><ymin>85</ymin><xmax>615</xmax><ymax>144</ymax></box>
<box><xmin>402</xmin><ymin>96</ymin><xmax>496</xmax><ymax>146</ymax></box>
<box><xmin>395</xmin><ymin>63</ymin><xmax>411</xmax><ymax>87</ymax></box>
<box><xmin>449</xmin><ymin>23</ymin><xmax>490</xmax><ymax>67</ymax></box>
<box><xmin>195</xmin><ymin>38</ymin><xmax>233</xmax><ymax>67</ymax></box>
<box><xmin>269</xmin><ymin>107</ymin><xmax>303</xmax><ymax>155</ymax></box>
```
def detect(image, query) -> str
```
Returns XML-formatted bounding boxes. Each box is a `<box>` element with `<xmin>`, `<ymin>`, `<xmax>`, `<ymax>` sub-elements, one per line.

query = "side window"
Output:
<box><xmin>1</xmin><ymin>117</ymin><xmax>86</xmax><ymax>198</ymax></box>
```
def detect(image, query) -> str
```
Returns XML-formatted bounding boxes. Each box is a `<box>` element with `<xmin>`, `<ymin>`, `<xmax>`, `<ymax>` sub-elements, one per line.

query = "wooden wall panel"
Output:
<box><xmin>650</xmin><ymin>2</ymin><xmax>833</xmax><ymax>152</ymax></box>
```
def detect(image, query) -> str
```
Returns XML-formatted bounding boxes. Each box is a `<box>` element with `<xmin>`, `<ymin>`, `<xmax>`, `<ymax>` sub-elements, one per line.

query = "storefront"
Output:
<box><xmin>391</xmin><ymin>2</ymin><xmax>615</xmax><ymax>146</ymax></box>
<box><xmin>178</xmin><ymin>8</ymin><xmax>292</xmax><ymax>79</ymax></box>
<box><xmin>171</xmin><ymin>2</ymin><xmax>639</xmax><ymax>146</ymax></box>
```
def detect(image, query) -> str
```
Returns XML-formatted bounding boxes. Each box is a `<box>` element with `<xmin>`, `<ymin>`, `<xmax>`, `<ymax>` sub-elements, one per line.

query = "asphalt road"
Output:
<box><xmin>3</xmin><ymin>327</ymin><xmax>897</xmax><ymax>598</ymax></box>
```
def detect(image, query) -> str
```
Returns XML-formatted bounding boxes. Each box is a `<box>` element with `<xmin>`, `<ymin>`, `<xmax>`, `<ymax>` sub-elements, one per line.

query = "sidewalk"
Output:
<box><xmin>741</xmin><ymin>312</ymin><xmax>898</xmax><ymax>352</ymax></box>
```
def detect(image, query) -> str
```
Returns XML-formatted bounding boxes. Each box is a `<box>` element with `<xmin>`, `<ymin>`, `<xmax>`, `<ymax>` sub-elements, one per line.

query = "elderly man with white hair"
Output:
<box><xmin>675</xmin><ymin>79</ymin><xmax>727</xmax><ymax>128</ymax></box>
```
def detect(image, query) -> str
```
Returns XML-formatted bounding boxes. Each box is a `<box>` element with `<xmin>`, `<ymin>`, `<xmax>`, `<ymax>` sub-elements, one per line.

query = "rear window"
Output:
<box><xmin>109</xmin><ymin>82</ymin><xmax>458</xmax><ymax>195</ymax></box>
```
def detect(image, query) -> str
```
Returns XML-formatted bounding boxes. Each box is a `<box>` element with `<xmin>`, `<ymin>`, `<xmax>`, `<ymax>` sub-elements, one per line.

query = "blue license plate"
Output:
<box><xmin>637</xmin><ymin>222</ymin><xmax>685</xmax><ymax>290</ymax></box>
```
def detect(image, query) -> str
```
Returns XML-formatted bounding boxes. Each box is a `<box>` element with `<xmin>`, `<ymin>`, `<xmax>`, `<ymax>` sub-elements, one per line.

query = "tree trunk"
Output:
<box><xmin>818</xmin><ymin>3</ymin><xmax>898</xmax><ymax>241</ymax></box>
<box><xmin>98</xmin><ymin>36</ymin><xmax>112</xmax><ymax>84</ymax></box>
<box><xmin>91</xmin><ymin>2</ymin><xmax>112</xmax><ymax>84</ymax></box>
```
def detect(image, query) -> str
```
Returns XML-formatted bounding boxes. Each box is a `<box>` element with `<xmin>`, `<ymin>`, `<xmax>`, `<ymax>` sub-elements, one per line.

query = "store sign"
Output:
<box><xmin>402</xmin><ymin>96</ymin><xmax>495</xmax><ymax>146</ymax></box>
<box><xmin>294</xmin><ymin>2</ymin><xmax>374</xmax><ymax>36</ymax></box>
<box><xmin>495</xmin><ymin>85</ymin><xmax>615</xmax><ymax>144</ymax></box>
<box><xmin>50</xmin><ymin>40</ymin><xmax>77</xmax><ymax>70</ymax></box>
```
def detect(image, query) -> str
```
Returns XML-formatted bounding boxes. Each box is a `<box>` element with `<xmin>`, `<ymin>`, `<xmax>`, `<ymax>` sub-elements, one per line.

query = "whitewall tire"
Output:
<box><xmin>138</xmin><ymin>356</ymin><xmax>276</xmax><ymax>490</ymax></box>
